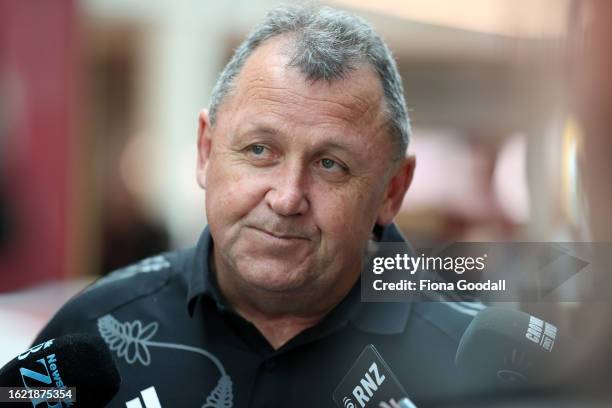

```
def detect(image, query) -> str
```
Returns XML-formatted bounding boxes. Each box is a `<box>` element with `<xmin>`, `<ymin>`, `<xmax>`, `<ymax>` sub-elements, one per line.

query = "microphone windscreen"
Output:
<box><xmin>455</xmin><ymin>307</ymin><xmax>563</xmax><ymax>386</ymax></box>
<box><xmin>0</xmin><ymin>333</ymin><xmax>121</xmax><ymax>407</ymax></box>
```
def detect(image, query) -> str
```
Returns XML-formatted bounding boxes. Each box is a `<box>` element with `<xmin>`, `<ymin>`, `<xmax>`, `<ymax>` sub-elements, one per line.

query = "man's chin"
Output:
<box><xmin>235</xmin><ymin>262</ymin><xmax>316</xmax><ymax>294</ymax></box>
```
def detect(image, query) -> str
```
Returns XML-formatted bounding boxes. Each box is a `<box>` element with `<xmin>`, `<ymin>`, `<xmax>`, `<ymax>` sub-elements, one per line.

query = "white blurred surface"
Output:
<box><xmin>0</xmin><ymin>278</ymin><xmax>93</xmax><ymax>367</ymax></box>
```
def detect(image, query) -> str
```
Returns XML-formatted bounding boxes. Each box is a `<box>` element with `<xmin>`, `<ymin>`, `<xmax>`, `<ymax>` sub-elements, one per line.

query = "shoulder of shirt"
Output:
<box><xmin>411</xmin><ymin>300</ymin><xmax>486</xmax><ymax>344</ymax></box>
<box><xmin>53</xmin><ymin>250</ymin><xmax>193</xmax><ymax>322</ymax></box>
<box><xmin>379</xmin><ymin>225</ymin><xmax>484</xmax><ymax>344</ymax></box>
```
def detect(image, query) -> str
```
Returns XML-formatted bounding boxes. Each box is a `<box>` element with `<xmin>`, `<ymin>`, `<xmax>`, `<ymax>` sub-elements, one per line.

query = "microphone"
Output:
<box><xmin>455</xmin><ymin>307</ymin><xmax>567</xmax><ymax>387</ymax></box>
<box><xmin>397</xmin><ymin>397</ymin><xmax>418</xmax><ymax>408</ymax></box>
<box><xmin>0</xmin><ymin>333</ymin><xmax>121</xmax><ymax>407</ymax></box>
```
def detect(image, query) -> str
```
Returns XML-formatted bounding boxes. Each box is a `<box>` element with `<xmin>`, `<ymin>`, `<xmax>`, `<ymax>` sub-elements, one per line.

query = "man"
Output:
<box><xmin>34</xmin><ymin>5</ymin><xmax>481</xmax><ymax>407</ymax></box>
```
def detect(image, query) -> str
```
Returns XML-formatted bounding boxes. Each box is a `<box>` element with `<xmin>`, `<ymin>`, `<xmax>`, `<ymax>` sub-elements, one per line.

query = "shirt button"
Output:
<box><xmin>263</xmin><ymin>359</ymin><xmax>277</xmax><ymax>371</ymax></box>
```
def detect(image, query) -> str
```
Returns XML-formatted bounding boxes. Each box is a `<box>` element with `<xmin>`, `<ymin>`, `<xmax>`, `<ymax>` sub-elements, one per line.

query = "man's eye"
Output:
<box><xmin>318</xmin><ymin>158</ymin><xmax>345</xmax><ymax>172</ymax></box>
<box><xmin>249</xmin><ymin>145</ymin><xmax>266</xmax><ymax>155</ymax></box>
<box><xmin>244</xmin><ymin>144</ymin><xmax>275</xmax><ymax>164</ymax></box>
<box><xmin>321</xmin><ymin>158</ymin><xmax>335</xmax><ymax>169</ymax></box>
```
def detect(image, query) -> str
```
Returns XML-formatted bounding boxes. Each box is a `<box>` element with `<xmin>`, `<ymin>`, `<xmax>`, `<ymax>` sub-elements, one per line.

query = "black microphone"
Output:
<box><xmin>0</xmin><ymin>333</ymin><xmax>121</xmax><ymax>407</ymax></box>
<box><xmin>455</xmin><ymin>307</ymin><xmax>568</xmax><ymax>387</ymax></box>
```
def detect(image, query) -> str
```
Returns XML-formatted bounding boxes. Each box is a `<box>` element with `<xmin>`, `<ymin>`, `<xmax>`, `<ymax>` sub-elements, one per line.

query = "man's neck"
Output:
<box><xmin>213</xmin><ymin>261</ymin><xmax>356</xmax><ymax>350</ymax></box>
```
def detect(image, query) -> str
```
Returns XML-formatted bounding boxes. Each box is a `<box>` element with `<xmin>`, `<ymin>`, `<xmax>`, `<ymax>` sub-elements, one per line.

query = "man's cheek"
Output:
<box><xmin>317</xmin><ymin>209</ymin><xmax>362</xmax><ymax>245</ymax></box>
<box><xmin>318</xmin><ymin>196</ymin><xmax>371</xmax><ymax>224</ymax></box>
<box><xmin>211</xmin><ymin>166</ymin><xmax>255</xmax><ymax>196</ymax></box>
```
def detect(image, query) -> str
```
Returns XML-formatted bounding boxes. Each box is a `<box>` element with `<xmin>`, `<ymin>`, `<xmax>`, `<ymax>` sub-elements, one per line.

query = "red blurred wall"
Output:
<box><xmin>0</xmin><ymin>0</ymin><xmax>78</xmax><ymax>291</ymax></box>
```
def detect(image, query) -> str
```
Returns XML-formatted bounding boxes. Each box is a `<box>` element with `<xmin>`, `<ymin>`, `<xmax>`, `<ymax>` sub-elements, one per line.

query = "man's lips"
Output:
<box><xmin>249</xmin><ymin>226</ymin><xmax>310</xmax><ymax>241</ymax></box>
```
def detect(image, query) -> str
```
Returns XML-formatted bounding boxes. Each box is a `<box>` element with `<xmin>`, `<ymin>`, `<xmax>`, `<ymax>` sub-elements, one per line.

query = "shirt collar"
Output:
<box><xmin>186</xmin><ymin>226</ymin><xmax>219</xmax><ymax>314</ymax></box>
<box><xmin>348</xmin><ymin>223</ymin><xmax>414</xmax><ymax>335</ymax></box>
<box><xmin>185</xmin><ymin>224</ymin><xmax>413</xmax><ymax>335</ymax></box>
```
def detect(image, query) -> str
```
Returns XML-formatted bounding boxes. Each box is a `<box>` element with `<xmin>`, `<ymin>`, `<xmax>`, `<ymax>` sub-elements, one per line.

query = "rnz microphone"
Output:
<box><xmin>455</xmin><ymin>307</ymin><xmax>567</xmax><ymax>387</ymax></box>
<box><xmin>0</xmin><ymin>333</ymin><xmax>121</xmax><ymax>407</ymax></box>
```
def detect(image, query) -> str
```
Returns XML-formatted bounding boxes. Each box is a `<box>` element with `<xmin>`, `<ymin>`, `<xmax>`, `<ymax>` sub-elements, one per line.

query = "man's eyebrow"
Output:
<box><xmin>234</xmin><ymin>124</ymin><xmax>281</xmax><ymax>139</ymax></box>
<box><xmin>314</xmin><ymin>140</ymin><xmax>358</xmax><ymax>155</ymax></box>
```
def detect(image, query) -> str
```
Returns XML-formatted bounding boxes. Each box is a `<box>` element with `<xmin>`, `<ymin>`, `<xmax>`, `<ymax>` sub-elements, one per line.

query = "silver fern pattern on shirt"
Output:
<box><xmin>98</xmin><ymin>314</ymin><xmax>234</xmax><ymax>408</ymax></box>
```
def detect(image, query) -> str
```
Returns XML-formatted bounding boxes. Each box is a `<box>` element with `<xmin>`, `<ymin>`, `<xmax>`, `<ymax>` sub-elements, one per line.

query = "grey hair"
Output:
<box><xmin>208</xmin><ymin>4</ymin><xmax>411</xmax><ymax>159</ymax></box>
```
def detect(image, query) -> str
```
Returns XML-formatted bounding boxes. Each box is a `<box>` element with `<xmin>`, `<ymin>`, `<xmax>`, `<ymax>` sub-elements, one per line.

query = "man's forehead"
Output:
<box><xmin>231</xmin><ymin>36</ymin><xmax>386</xmax><ymax>122</ymax></box>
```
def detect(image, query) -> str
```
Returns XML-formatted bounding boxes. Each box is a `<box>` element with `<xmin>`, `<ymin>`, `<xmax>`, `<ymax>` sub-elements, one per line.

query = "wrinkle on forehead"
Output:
<box><xmin>228</xmin><ymin>36</ymin><xmax>387</xmax><ymax>130</ymax></box>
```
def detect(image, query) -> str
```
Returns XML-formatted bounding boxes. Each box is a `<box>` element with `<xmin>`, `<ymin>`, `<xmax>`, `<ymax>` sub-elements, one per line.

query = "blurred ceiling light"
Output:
<box><xmin>493</xmin><ymin>132</ymin><xmax>529</xmax><ymax>224</ymax></box>
<box><xmin>330</xmin><ymin>0</ymin><xmax>570</xmax><ymax>38</ymax></box>
<box><xmin>561</xmin><ymin>117</ymin><xmax>584</xmax><ymax>227</ymax></box>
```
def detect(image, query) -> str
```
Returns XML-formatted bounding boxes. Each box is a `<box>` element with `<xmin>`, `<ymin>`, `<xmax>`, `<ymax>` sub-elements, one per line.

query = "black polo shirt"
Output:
<box><xmin>33</xmin><ymin>224</ymin><xmax>483</xmax><ymax>407</ymax></box>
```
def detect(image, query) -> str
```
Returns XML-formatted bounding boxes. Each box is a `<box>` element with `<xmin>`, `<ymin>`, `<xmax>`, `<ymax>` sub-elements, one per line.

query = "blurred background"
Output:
<box><xmin>0</xmin><ymin>0</ymin><xmax>611</xmax><ymax>394</ymax></box>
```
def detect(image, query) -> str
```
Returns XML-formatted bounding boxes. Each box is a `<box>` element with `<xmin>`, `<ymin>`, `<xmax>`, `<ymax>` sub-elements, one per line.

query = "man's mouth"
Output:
<box><xmin>249</xmin><ymin>226</ymin><xmax>310</xmax><ymax>241</ymax></box>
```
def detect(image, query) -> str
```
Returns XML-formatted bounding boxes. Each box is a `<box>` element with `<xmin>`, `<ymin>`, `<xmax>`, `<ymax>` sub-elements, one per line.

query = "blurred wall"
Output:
<box><xmin>0</xmin><ymin>0</ymin><xmax>78</xmax><ymax>291</ymax></box>
<box><xmin>0</xmin><ymin>0</ymin><xmax>580</xmax><ymax>290</ymax></box>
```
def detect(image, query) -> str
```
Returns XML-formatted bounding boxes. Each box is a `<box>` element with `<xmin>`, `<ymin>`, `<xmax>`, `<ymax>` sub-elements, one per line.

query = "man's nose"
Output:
<box><xmin>265</xmin><ymin>163</ymin><xmax>309</xmax><ymax>216</ymax></box>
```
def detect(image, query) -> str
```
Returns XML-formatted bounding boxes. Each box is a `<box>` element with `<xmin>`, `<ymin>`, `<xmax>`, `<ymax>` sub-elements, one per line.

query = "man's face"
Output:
<box><xmin>198</xmin><ymin>37</ymin><xmax>411</xmax><ymax>305</ymax></box>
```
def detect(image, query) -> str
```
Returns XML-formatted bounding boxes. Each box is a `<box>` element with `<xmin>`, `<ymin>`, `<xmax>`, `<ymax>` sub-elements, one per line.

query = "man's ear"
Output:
<box><xmin>376</xmin><ymin>154</ymin><xmax>416</xmax><ymax>226</ymax></box>
<box><xmin>196</xmin><ymin>109</ymin><xmax>212</xmax><ymax>190</ymax></box>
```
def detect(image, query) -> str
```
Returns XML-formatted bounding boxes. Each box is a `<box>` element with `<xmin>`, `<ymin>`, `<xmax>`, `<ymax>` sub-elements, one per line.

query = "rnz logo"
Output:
<box><xmin>348</xmin><ymin>362</ymin><xmax>386</xmax><ymax>408</ymax></box>
<box><xmin>342</xmin><ymin>396</ymin><xmax>356</xmax><ymax>408</ymax></box>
